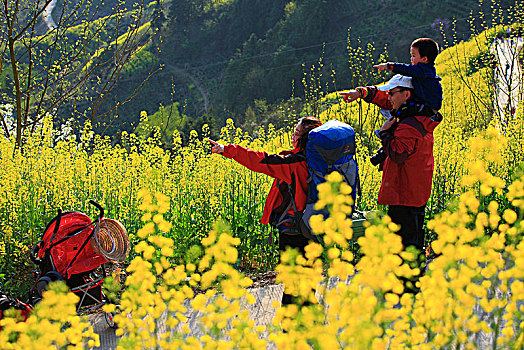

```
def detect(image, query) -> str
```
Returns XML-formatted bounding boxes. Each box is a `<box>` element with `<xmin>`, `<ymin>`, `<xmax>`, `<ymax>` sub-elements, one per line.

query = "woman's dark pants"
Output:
<box><xmin>278</xmin><ymin>232</ymin><xmax>316</xmax><ymax>306</ymax></box>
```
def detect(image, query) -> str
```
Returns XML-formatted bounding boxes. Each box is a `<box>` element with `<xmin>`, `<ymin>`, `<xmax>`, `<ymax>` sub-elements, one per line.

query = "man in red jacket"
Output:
<box><xmin>209</xmin><ymin>116</ymin><xmax>323</xmax><ymax>306</ymax></box>
<box><xmin>341</xmin><ymin>74</ymin><xmax>442</xmax><ymax>293</ymax></box>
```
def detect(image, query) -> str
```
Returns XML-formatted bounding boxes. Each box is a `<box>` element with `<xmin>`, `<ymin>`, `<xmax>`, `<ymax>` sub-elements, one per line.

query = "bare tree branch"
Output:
<box><xmin>1</xmin><ymin>0</ymin><xmax>155</xmax><ymax>147</ymax></box>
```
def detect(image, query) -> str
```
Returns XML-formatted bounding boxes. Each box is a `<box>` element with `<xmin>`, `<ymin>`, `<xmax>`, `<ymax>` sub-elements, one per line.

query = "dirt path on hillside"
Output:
<box><xmin>43</xmin><ymin>0</ymin><xmax>57</xmax><ymax>30</ymax></box>
<box><xmin>164</xmin><ymin>63</ymin><xmax>210</xmax><ymax>114</ymax></box>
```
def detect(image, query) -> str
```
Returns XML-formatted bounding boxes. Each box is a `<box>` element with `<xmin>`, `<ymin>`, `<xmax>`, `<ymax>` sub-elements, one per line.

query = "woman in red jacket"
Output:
<box><xmin>209</xmin><ymin>116</ymin><xmax>322</xmax><ymax>306</ymax></box>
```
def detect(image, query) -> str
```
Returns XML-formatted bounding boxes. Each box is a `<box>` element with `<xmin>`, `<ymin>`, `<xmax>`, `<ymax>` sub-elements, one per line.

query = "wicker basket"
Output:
<box><xmin>91</xmin><ymin>219</ymin><xmax>130</xmax><ymax>262</ymax></box>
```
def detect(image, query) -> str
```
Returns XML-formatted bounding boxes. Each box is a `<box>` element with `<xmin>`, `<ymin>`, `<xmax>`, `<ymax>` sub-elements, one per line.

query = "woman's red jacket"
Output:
<box><xmin>222</xmin><ymin>145</ymin><xmax>308</xmax><ymax>225</ymax></box>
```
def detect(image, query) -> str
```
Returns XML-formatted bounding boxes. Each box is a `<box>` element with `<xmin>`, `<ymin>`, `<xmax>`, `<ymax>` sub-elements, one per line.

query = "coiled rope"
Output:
<box><xmin>91</xmin><ymin>219</ymin><xmax>129</xmax><ymax>262</ymax></box>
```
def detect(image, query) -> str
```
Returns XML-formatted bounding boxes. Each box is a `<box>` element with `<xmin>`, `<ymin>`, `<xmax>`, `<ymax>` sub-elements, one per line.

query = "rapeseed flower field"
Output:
<box><xmin>1</xmin><ymin>22</ymin><xmax>524</xmax><ymax>349</ymax></box>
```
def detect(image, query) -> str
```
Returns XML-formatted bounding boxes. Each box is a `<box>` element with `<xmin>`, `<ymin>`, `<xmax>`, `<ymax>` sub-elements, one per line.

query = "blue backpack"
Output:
<box><xmin>277</xmin><ymin>119</ymin><xmax>359</xmax><ymax>241</ymax></box>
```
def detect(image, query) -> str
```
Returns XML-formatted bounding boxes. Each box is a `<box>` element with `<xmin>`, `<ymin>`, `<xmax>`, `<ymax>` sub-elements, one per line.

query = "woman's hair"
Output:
<box><xmin>296</xmin><ymin>116</ymin><xmax>322</xmax><ymax>151</ymax></box>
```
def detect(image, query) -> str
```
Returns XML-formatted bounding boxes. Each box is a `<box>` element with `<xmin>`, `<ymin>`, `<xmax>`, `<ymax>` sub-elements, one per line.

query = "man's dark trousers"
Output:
<box><xmin>388</xmin><ymin>204</ymin><xmax>427</xmax><ymax>294</ymax></box>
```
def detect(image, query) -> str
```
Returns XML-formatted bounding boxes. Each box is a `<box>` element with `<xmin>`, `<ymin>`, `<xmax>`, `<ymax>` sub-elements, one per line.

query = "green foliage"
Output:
<box><xmin>83</xmin><ymin>21</ymin><xmax>153</xmax><ymax>73</ymax></box>
<box><xmin>6</xmin><ymin>0</ymin><xmax>521</xmax><ymax>143</ymax></box>
<box><xmin>211</xmin><ymin>0</ymin><xmax>516</xmax><ymax>119</ymax></box>
<box><xmin>122</xmin><ymin>43</ymin><xmax>156</xmax><ymax>76</ymax></box>
<box><xmin>467</xmin><ymin>50</ymin><xmax>495</xmax><ymax>76</ymax></box>
<box><xmin>125</xmin><ymin>0</ymin><xmax>509</xmax><ymax>138</ymax></box>
<box><xmin>135</xmin><ymin>104</ymin><xmax>184</xmax><ymax>146</ymax></box>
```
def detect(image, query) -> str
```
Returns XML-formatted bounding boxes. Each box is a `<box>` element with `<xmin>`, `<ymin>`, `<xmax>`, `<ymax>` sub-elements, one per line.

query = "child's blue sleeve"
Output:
<box><xmin>391</xmin><ymin>63</ymin><xmax>434</xmax><ymax>78</ymax></box>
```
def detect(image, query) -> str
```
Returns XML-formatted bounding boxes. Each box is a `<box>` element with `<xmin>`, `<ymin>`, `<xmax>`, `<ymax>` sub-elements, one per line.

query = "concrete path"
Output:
<box><xmin>491</xmin><ymin>35</ymin><xmax>524</xmax><ymax>124</ymax></box>
<box><xmin>88</xmin><ymin>283</ymin><xmax>286</xmax><ymax>350</ymax></box>
<box><xmin>87</xmin><ymin>273</ymin><xmax>514</xmax><ymax>350</ymax></box>
<box><xmin>87</xmin><ymin>276</ymin><xmax>348</xmax><ymax>349</ymax></box>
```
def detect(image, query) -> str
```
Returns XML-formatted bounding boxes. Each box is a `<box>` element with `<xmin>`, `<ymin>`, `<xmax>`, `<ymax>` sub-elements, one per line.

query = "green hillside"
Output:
<box><xmin>106</xmin><ymin>0</ymin><xmax>519</xmax><ymax>139</ymax></box>
<box><xmin>1</xmin><ymin>0</ymin><xmax>520</xmax><ymax>143</ymax></box>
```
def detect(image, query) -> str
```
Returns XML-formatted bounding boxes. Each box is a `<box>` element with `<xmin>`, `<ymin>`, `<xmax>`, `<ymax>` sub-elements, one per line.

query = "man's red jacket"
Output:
<box><xmin>222</xmin><ymin>145</ymin><xmax>308</xmax><ymax>225</ymax></box>
<box><xmin>363</xmin><ymin>87</ymin><xmax>442</xmax><ymax>207</ymax></box>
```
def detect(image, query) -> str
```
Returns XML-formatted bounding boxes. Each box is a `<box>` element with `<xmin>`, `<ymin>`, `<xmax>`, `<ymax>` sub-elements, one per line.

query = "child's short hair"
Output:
<box><xmin>411</xmin><ymin>38</ymin><xmax>439</xmax><ymax>64</ymax></box>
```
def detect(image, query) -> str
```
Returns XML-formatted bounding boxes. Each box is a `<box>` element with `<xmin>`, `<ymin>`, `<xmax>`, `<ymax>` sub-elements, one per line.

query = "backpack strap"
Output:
<box><xmin>356</xmin><ymin>170</ymin><xmax>362</xmax><ymax>198</ymax></box>
<box><xmin>332</xmin><ymin>161</ymin><xmax>360</xmax><ymax>206</ymax></box>
<box><xmin>275</xmin><ymin>198</ymin><xmax>293</xmax><ymax>228</ymax></box>
<box><xmin>288</xmin><ymin>174</ymin><xmax>298</xmax><ymax>216</ymax></box>
<box><xmin>274</xmin><ymin>174</ymin><xmax>301</xmax><ymax>235</ymax></box>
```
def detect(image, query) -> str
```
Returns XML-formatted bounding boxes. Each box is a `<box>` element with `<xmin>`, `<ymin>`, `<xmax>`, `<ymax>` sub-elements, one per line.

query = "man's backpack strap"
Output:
<box><xmin>356</xmin><ymin>169</ymin><xmax>362</xmax><ymax>198</ymax></box>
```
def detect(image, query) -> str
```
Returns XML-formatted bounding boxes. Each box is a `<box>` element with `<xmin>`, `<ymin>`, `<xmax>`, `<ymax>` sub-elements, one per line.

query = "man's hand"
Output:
<box><xmin>373</xmin><ymin>63</ymin><xmax>389</xmax><ymax>72</ymax></box>
<box><xmin>380</xmin><ymin>116</ymin><xmax>398</xmax><ymax>132</ymax></box>
<box><xmin>339</xmin><ymin>90</ymin><xmax>361</xmax><ymax>103</ymax></box>
<box><xmin>208</xmin><ymin>139</ymin><xmax>225</xmax><ymax>154</ymax></box>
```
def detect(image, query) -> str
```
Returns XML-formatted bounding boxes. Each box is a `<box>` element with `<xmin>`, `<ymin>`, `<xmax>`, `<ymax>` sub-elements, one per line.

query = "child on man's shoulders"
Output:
<box><xmin>374</xmin><ymin>37</ymin><xmax>443</xmax><ymax>112</ymax></box>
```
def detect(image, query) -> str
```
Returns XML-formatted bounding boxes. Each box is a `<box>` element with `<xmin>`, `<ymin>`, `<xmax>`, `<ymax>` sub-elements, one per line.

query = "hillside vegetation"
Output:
<box><xmin>117</xmin><ymin>0</ymin><xmax>519</xmax><ymax>139</ymax></box>
<box><xmin>2</xmin><ymin>0</ymin><xmax>518</xmax><ymax>143</ymax></box>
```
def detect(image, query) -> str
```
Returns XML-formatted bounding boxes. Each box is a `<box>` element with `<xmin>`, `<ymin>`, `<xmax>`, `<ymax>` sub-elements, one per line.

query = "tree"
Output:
<box><xmin>0</xmin><ymin>0</ymin><xmax>158</xmax><ymax>147</ymax></box>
